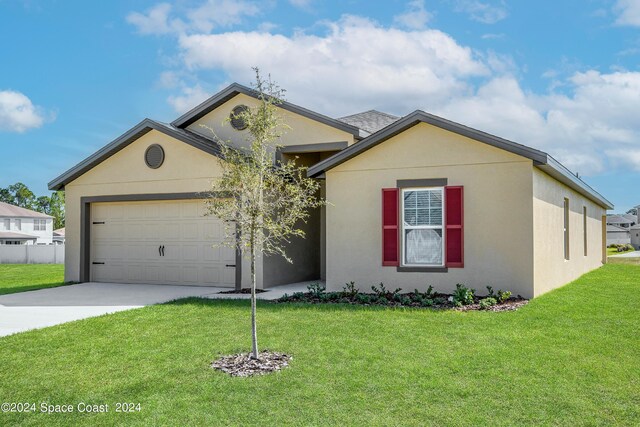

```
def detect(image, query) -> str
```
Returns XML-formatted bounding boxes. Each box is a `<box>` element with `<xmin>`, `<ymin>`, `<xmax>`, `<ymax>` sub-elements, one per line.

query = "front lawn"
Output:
<box><xmin>0</xmin><ymin>264</ymin><xmax>638</xmax><ymax>426</ymax></box>
<box><xmin>0</xmin><ymin>264</ymin><xmax>66</xmax><ymax>295</ymax></box>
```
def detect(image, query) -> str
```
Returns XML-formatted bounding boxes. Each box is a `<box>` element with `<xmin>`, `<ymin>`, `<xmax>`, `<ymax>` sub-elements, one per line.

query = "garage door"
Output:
<box><xmin>90</xmin><ymin>199</ymin><xmax>235</xmax><ymax>287</ymax></box>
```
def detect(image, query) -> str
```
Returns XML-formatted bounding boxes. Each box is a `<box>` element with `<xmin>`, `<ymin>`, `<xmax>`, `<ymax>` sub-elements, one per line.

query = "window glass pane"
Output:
<box><xmin>403</xmin><ymin>189</ymin><xmax>443</xmax><ymax>227</ymax></box>
<box><xmin>429</xmin><ymin>208</ymin><xmax>442</xmax><ymax>225</ymax></box>
<box><xmin>404</xmin><ymin>229</ymin><xmax>443</xmax><ymax>265</ymax></box>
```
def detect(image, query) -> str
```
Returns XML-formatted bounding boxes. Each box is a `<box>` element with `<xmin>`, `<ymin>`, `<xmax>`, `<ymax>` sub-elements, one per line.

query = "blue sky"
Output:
<box><xmin>1</xmin><ymin>0</ymin><xmax>640</xmax><ymax>212</ymax></box>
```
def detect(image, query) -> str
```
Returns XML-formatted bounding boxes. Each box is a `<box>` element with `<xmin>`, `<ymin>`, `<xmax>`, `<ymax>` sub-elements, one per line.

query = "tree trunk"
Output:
<box><xmin>250</xmin><ymin>227</ymin><xmax>259</xmax><ymax>360</ymax></box>
<box><xmin>235</xmin><ymin>220</ymin><xmax>242</xmax><ymax>292</ymax></box>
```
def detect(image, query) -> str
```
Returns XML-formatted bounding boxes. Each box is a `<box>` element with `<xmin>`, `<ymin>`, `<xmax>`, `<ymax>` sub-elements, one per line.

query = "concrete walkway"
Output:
<box><xmin>0</xmin><ymin>281</ymin><xmax>313</xmax><ymax>337</ymax></box>
<box><xmin>608</xmin><ymin>250</ymin><xmax>640</xmax><ymax>258</ymax></box>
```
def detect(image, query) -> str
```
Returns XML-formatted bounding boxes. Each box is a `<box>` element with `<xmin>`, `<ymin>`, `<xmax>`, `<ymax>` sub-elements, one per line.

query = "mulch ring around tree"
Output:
<box><xmin>211</xmin><ymin>351</ymin><xmax>292</xmax><ymax>377</ymax></box>
<box><xmin>455</xmin><ymin>299</ymin><xmax>529</xmax><ymax>312</ymax></box>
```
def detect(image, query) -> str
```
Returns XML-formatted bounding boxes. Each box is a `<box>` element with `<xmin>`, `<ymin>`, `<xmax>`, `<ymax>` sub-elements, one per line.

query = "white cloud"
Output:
<box><xmin>186</xmin><ymin>0</ymin><xmax>260</xmax><ymax>33</ymax></box>
<box><xmin>127</xmin><ymin>0</ymin><xmax>260</xmax><ymax>35</ymax></box>
<box><xmin>453</xmin><ymin>0</ymin><xmax>508</xmax><ymax>24</ymax></box>
<box><xmin>126</xmin><ymin>3</ymin><xmax>185</xmax><ymax>35</ymax></box>
<box><xmin>177</xmin><ymin>15</ymin><xmax>489</xmax><ymax>114</ymax></box>
<box><xmin>0</xmin><ymin>90</ymin><xmax>49</xmax><ymax>133</ymax></box>
<box><xmin>167</xmin><ymin>84</ymin><xmax>211</xmax><ymax>113</ymax></box>
<box><xmin>614</xmin><ymin>0</ymin><xmax>640</xmax><ymax>26</ymax></box>
<box><xmin>394</xmin><ymin>0</ymin><xmax>432</xmax><ymax>30</ymax></box>
<box><xmin>131</xmin><ymin>9</ymin><xmax>640</xmax><ymax>176</ymax></box>
<box><xmin>438</xmin><ymin>71</ymin><xmax>640</xmax><ymax>174</ymax></box>
<box><xmin>289</xmin><ymin>0</ymin><xmax>313</xmax><ymax>9</ymax></box>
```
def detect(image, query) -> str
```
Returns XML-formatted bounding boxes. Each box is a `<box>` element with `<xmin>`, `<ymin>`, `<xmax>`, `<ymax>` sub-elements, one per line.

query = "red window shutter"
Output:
<box><xmin>382</xmin><ymin>188</ymin><xmax>399</xmax><ymax>266</ymax></box>
<box><xmin>445</xmin><ymin>186</ymin><xmax>464</xmax><ymax>268</ymax></box>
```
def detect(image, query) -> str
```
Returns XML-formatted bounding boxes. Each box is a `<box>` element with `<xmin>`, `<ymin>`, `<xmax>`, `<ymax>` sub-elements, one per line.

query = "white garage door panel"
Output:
<box><xmin>91</xmin><ymin>200</ymin><xmax>235</xmax><ymax>287</ymax></box>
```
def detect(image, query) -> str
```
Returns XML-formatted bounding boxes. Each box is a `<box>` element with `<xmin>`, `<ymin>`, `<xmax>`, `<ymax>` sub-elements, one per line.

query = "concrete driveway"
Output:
<box><xmin>0</xmin><ymin>282</ymin><xmax>225</xmax><ymax>337</ymax></box>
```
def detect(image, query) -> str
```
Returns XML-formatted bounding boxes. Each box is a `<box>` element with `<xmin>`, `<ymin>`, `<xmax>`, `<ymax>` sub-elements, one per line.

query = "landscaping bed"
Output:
<box><xmin>277</xmin><ymin>282</ymin><xmax>526</xmax><ymax>311</ymax></box>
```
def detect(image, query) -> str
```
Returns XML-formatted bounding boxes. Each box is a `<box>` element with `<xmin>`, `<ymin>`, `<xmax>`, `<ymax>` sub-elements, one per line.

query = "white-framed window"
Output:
<box><xmin>401</xmin><ymin>187</ymin><xmax>445</xmax><ymax>266</ymax></box>
<box><xmin>15</xmin><ymin>219</ymin><xmax>21</xmax><ymax>231</ymax></box>
<box><xmin>3</xmin><ymin>219</ymin><xmax>9</xmax><ymax>230</ymax></box>
<box><xmin>34</xmin><ymin>219</ymin><xmax>46</xmax><ymax>231</ymax></box>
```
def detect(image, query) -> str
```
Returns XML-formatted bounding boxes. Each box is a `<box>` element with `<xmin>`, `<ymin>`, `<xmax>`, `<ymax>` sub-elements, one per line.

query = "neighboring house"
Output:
<box><xmin>48</xmin><ymin>83</ymin><xmax>613</xmax><ymax>299</ymax></box>
<box><xmin>53</xmin><ymin>228</ymin><xmax>65</xmax><ymax>245</ymax></box>
<box><xmin>631</xmin><ymin>225</ymin><xmax>640</xmax><ymax>249</ymax></box>
<box><xmin>621</xmin><ymin>214</ymin><xmax>638</xmax><ymax>225</ymax></box>
<box><xmin>606</xmin><ymin>214</ymin><xmax>633</xmax><ymax>229</ymax></box>
<box><xmin>607</xmin><ymin>224</ymin><xmax>631</xmax><ymax>246</ymax></box>
<box><xmin>0</xmin><ymin>202</ymin><xmax>54</xmax><ymax>245</ymax></box>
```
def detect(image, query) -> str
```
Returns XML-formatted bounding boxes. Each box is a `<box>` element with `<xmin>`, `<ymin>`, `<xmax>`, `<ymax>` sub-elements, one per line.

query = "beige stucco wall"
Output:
<box><xmin>325</xmin><ymin>122</ymin><xmax>536</xmax><ymax>298</ymax></box>
<box><xmin>187</xmin><ymin>93</ymin><xmax>356</xmax><ymax>149</ymax></box>
<box><xmin>62</xmin><ymin>130</ymin><xmax>251</xmax><ymax>283</ymax></box>
<box><xmin>532</xmin><ymin>168</ymin><xmax>605</xmax><ymax>296</ymax></box>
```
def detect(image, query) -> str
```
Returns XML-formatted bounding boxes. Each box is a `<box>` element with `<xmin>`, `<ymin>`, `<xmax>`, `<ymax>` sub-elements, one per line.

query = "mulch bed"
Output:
<box><xmin>211</xmin><ymin>351</ymin><xmax>292</xmax><ymax>377</ymax></box>
<box><xmin>276</xmin><ymin>292</ymin><xmax>529</xmax><ymax>312</ymax></box>
<box><xmin>218</xmin><ymin>288</ymin><xmax>267</xmax><ymax>294</ymax></box>
<box><xmin>455</xmin><ymin>298</ymin><xmax>529</xmax><ymax>312</ymax></box>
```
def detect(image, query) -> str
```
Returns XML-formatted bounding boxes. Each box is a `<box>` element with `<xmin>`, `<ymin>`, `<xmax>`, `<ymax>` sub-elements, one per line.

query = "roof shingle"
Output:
<box><xmin>338</xmin><ymin>110</ymin><xmax>400</xmax><ymax>135</ymax></box>
<box><xmin>0</xmin><ymin>202</ymin><xmax>52</xmax><ymax>218</ymax></box>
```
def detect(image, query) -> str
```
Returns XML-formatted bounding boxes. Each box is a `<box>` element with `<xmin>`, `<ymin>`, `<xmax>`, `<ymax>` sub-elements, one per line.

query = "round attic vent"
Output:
<box><xmin>144</xmin><ymin>144</ymin><xmax>165</xmax><ymax>169</ymax></box>
<box><xmin>230</xmin><ymin>105</ymin><xmax>249</xmax><ymax>130</ymax></box>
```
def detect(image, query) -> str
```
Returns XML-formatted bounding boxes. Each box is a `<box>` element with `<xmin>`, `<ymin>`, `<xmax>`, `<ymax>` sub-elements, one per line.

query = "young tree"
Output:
<box><xmin>204</xmin><ymin>69</ymin><xmax>324</xmax><ymax>360</ymax></box>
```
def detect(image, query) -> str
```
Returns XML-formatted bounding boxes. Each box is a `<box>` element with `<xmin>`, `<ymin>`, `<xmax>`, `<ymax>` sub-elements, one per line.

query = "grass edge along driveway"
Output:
<box><xmin>0</xmin><ymin>264</ymin><xmax>638</xmax><ymax>426</ymax></box>
<box><xmin>0</xmin><ymin>264</ymin><xmax>67</xmax><ymax>296</ymax></box>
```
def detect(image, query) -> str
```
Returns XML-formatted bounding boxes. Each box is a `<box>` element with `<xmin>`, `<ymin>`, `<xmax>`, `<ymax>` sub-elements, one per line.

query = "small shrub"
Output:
<box><xmin>412</xmin><ymin>285</ymin><xmax>436</xmax><ymax>300</ymax></box>
<box><xmin>342</xmin><ymin>281</ymin><xmax>360</xmax><ymax>299</ymax></box>
<box><xmin>479</xmin><ymin>297</ymin><xmax>497</xmax><ymax>310</ymax></box>
<box><xmin>452</xmin><ymin>283</ymin><xmax>475</xmax><ymax>306</ymax></box>
<box><xmin>433</xmin><ymin>297</ymin><xmax>446</xmax><ymax>305</ymax></box>
<box><xmin>376</xmin><ymin>296</ymin><xmax>389</xmax><ymax>305</ymax></box>
<box><xmin>486</xmin><ymin>286</ymin><xmax>495</xmax><ymax>298</ymax></box>
<box><xmin>421</xmin><ymin>298</ymin><xmax>434</xmax><ymax>307</ymax></box>
<box><xmin>497</xmin><ymin>290</ymin><xmax>512</xmax><ymax>303</ymax></box>
<box><xmin>307</xmin><ymin>282</ymin><xmax>326</xmax><ymax>298</ymax></box>
<box><xmin>356</xmin><ymin>294</ymin><xmax>371</xmax><ymax>304</ymax></box>
<box><xmin>292</xmin><ymin>292</ymin><xmax>305</xmax><ymax>300</ymax></box>
<box><xmin>319</xmin><ymin>293</ymin><xmax>330</xmax><ymax>302</ymax></box>
<box><xmin>371</xmin><ymin>283</ymin><xmax>402</xmax><ymax>299</ymax></box>
<box><xmin>399</xmin><ymin>296</ymin><xmax>412</xmax><ymax>306</ymax></box>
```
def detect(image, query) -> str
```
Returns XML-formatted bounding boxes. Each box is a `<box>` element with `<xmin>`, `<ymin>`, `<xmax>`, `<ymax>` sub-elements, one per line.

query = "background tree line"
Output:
<box><xmin>0</xmin><ymin>182</ymin><xmax>65</xmax><ymax>229</ymax></box>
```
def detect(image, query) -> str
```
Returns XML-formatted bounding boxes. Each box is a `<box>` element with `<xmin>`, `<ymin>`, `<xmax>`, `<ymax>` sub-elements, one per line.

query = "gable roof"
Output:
<box><xmin>622</xmin><ymin>214</ymin><xmax>637</xmax><ymax>223</ymax></box>
<box><xmin>0</xmin><ymin>202</ymin><xmax>52</xmax><ymax>218</ymax></box>
<box><xmin>171</xmin><ymin>83</ymin><xmax>362</xmax><ymax>138</ymax></box>
<box><xmin>607</xmin><ymin>214</ymin><xmax>633</xmax><ymax>224</ymax></box>
<box><xmin>338</xmin><ymin>110</ymin><xmax>400</xmax><ymax>135</ymax></box>
<box><xmin>0</xmin><ymin>231</ymin><xmax>38</xmax><ymax>240</ymax></box>
<box><xmin>308</xmin><ymin>110</ymin><xmax>614</xmax><ymax>210</ymax></box>
<box><xmin>607</xmin><ymin>224</ymin><xmax>630</xmax><ymax>232</ymax></box>
<box><xmin>48</xmin><ymin>119</ymin><xmax>222</xmax><ymax>191</ymax></box>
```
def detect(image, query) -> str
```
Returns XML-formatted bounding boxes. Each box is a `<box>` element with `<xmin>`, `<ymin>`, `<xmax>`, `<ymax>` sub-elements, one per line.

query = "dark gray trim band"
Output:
<box><xmin>170</xmin><ymin>83</ymin><xmax>361</xmax><ymax>137</ymax></box>
<box><xmin>79</xmin><ymin>192</ymin><xmax>240</xmax><ymax>288</ymax></box>
<box><xmin>48</xmin><ymin>119</ymin><xmax>222</xmax><ymax>191</ymax></box>
<box><xmin>397</xmin><ymin>266</ymin><xmax>448</xmax><ymax>273</ymax></box>
<box><xmin>397</xmin><ymin>178</ymin><xmax>448</xmax><ymax>188</ymax></box>
<box><xmin>280</xmin><ymin>141</ymin><xmax>348</xmax><ymax>153</ymax></box>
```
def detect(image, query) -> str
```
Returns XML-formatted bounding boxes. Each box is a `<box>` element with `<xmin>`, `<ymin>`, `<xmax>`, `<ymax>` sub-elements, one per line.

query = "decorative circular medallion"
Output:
<box><xmin>144</xmin><ymin>144</ymin><xmax>165</xmax><ymax>169</ymax></box>
<box><xmin>230</xmin><ymin>105</ymin><xmax>249</xmax><ymax>130</ymax></box>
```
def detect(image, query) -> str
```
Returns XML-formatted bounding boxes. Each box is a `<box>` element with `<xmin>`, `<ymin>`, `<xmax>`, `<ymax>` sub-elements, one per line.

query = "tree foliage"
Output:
<box><xmin>203</xmin><ymin>69</ymin><xmax>324</xmax><ymax>359</ymax></box>
<box><xmin>0</xmin><ymin>182</ymin><xmax>65</xmax><ymax>229</ymax></box>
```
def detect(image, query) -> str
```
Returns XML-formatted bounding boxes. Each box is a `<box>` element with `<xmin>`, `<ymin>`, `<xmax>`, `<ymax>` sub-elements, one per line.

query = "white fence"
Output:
<box><xmin>0</xmin><ymin>245</ymin><xmax>65</xmax><ymax>264</ymax></box>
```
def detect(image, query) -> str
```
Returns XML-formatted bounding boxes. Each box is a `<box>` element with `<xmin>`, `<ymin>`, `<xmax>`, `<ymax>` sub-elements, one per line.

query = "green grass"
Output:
<box><xmin>0</xmin><ymin>264</ymin><xmax>66</xmax><ymax>295</ymax></box>
<box><xmin>606</xmin><ymin>246</ymin><xmax>635</xmax><ymax>256</ymax></box>
<box><xmin>1</xmin><ymin>265</ymin><xmax>639</xmax><ymax>426</ymax></box>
